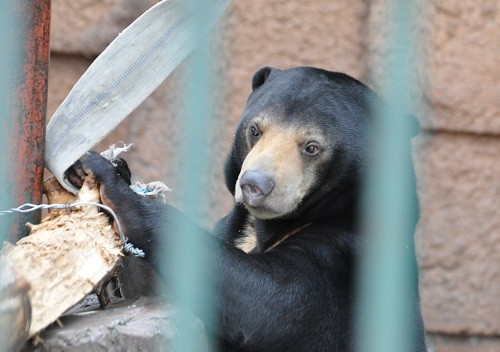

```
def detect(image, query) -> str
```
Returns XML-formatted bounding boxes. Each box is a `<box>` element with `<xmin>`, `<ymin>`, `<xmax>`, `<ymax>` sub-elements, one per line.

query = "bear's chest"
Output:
<box><xmin>234</xmin><ymin>216</ymin><xmax>310</xmax><ymax>254</ymax></box>
<box><xmin>234</xmin><ymin>215</ymin><xmax>259</xmax><ymax>253</ymax></box>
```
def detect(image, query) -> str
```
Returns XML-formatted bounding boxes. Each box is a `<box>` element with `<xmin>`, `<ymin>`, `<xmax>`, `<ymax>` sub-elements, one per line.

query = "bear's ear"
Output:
<box><xmin>252</xmin><ymin>67</ymin><xmax>273</xmax><ymax>91</ymax></box>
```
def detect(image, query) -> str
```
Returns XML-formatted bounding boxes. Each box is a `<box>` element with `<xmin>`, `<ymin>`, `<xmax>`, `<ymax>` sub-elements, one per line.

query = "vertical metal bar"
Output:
<box><xmin>0</xmin><ymin>4</ymin><xmax>19</xmax><ymax>244</ymax></box>
<box><xmin>1</xmin><ymin>1</ymin><xmax>49</xmax><ymax>349</ymax></box>
<box><xmin>166</xmin><ymin>1</ymin><xmax>216</xmax><ymax>351</ymax></box>
<box><xmin>4</xmin><ymin>0</ymin><xmax>51</xmax><ymax>241</ymax></box>
<box><xmin>357</xmin><ymin>0</ymin><xmax>420</xmax><ymax>351</ymax></box>
<box><xmin>0</xmin><ymin>2</ymin><xmax>19</xmax><ymax>349</ymax></box>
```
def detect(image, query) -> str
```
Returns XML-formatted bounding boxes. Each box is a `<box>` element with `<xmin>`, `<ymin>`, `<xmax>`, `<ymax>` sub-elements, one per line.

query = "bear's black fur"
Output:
<box><xmin>73</xmin><ymin>67</ymin><xmax>426</xmax><ymax>351</ymax></box>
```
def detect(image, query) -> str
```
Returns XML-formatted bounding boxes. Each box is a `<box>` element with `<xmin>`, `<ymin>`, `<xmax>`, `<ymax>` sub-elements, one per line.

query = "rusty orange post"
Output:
<box><xmin>7</xmin><ymin>0</ymin><xmax>51</xmax><ymax>241</ymax></box>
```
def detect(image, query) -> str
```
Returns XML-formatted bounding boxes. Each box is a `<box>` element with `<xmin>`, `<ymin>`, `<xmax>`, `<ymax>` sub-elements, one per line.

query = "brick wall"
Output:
<box><xmin>47</xmin><ymin>1</ymin><xmax>499</xmax><ymax>350</ymax></box>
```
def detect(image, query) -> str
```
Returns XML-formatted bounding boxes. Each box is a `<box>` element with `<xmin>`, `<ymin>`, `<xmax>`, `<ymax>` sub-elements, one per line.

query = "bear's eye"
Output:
<box><xmin>250</xmin><ymin>124</ymin><xmax>260</xmax><ymax>138</ymax></box>
<box><xmin>304</xmin><ymin>142</ymin><xmax>320</xmax><ymax>156</ymax></box>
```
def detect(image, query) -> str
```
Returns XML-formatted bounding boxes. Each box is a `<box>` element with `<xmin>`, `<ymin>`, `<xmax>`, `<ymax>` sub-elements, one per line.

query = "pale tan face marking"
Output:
<box><xmin>234</xmin><ymin>120</ymin><xmax>323</xmax><ymax>219</ymax></box>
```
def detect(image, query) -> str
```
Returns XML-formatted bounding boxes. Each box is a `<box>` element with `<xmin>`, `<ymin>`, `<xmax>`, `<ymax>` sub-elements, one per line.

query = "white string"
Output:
<box><xmin>0</xmin><ymin>202</ymin><xmax>145</xmax><ymax>257</ymax></box>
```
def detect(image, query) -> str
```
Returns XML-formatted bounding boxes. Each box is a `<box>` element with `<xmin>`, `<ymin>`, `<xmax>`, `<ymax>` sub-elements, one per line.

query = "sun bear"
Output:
<box><xmin>70</xmin><ymin>66</ymin><xmax>426</xmax><ymax>351</ymax></box>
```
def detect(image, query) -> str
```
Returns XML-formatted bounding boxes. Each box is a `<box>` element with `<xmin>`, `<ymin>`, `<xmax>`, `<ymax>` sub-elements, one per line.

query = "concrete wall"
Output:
<box><xmin>47</xmin><ymin>1</ymin><xmax>499</xmax><ymax>350</ymax></box>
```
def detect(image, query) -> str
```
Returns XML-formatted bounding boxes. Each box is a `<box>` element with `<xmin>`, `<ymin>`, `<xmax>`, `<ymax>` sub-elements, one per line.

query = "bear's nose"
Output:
<box><xmin>240</xmin><ymin>170</ymin><xmax>275</xmax><ymax>207</ymax></box>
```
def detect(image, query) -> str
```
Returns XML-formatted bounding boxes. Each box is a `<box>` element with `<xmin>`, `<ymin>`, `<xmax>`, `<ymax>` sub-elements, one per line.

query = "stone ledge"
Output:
<box><xmin>28</xmin><ymin>297</ymin><xmax>209</xmax><ymax>352</ymax></box>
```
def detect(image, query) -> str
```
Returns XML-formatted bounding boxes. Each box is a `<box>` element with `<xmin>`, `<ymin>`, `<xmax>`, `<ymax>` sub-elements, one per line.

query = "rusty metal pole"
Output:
<box><xmin>0</xmin><ymin>1</ymin><xmax>49</xmax><ymax>349</ymax></box>
<box><xmin>7</xmin><ymin>0</ymin><xmax>51</xmax><ymax>241</ymax></box>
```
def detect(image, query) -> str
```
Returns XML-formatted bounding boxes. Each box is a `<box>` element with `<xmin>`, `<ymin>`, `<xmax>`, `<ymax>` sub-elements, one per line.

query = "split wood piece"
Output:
<box><xmin>0</xmin><ymin>175</ymin><xmax>124</xmax><ymax>347</ymax></box>
<box><xmin>0</xmin><ymin>256</ymin><xmax>31</xmax><ymax>351</ymax></box>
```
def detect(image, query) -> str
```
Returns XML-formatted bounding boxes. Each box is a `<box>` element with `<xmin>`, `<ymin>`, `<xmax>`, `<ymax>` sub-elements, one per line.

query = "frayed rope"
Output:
<box><xmin>101</xmin><ymin>143</ymin><xmax>171</xmax><ymax>202</ymax></box>
<box><xmin>100</xmin><ymin>142</ymin><xmax>133</xmax><ymax>166</ymax></box>
<box><xmin>131</xmin><ymin>180</ymin><xmax>171</xmax><ymax>203</ymax></box>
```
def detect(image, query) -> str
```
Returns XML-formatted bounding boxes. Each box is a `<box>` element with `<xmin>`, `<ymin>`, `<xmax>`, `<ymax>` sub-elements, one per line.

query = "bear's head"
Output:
<box><xmin>224</xmin><ymin>67</ymin><xmax>413</xmax><ymax>222</ymax></box>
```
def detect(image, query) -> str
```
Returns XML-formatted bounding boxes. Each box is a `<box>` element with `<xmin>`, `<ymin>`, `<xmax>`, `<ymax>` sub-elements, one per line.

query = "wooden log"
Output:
<box><xmin>0</xmin><ymin>175</ymin><xmax>123</xmax><ymax>349</ymax></box>
<box><xmin>43</xmin><ymin>176</ymin><xmax>76</xmax><ymax>209</ymax></box>
<box><xmin>0</xmin><ymin>256</ymin><xmax>31</xmax><ymax>351</ymax></box>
